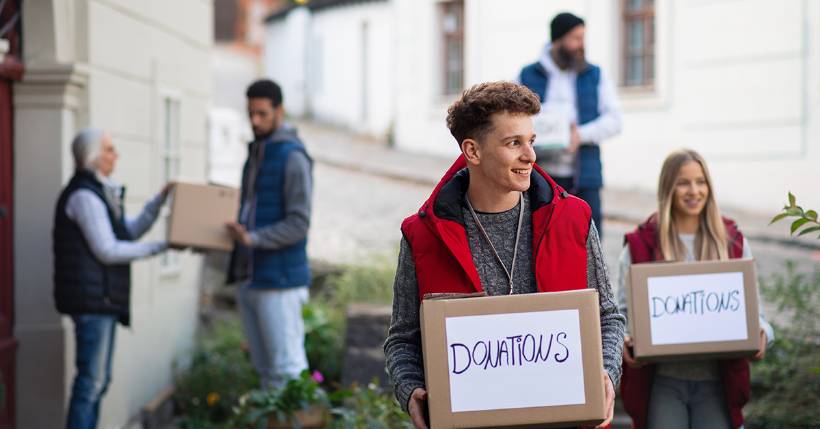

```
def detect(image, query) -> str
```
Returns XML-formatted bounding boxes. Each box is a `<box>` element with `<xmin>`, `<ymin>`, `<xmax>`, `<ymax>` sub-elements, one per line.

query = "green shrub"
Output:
<box><xmin>747</xmin><ymin>263</ymin><xmax>820</xmax><ymax>428</ymax></box>
<box><xmin>305</xmin><ymin>256</ymin><xmax>397</xmax><ymax>386</ymax></box>
<box><xmin>173</xmin><ymin>319</ymin><xmax>258</xmax><ymax>428</ymax></box>
<box><xmin>234</xmin><ymin>370</ymin><xmax>330</xmax><ymax>429</ymax></box>
<box><xmin>303</xmin><ymin>300</ymin><xmax>345</xmax><ymax>387</ymax></box>
<box><xmin>329</xmin><ymin>379</ymin><xmax>412</xmax><ymax>429</ymax></box>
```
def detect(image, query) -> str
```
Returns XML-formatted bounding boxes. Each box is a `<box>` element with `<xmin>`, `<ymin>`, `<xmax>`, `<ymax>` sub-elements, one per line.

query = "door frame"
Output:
<box><xmin>0</xmin><ymin>1</ymin><xmax>23</xmax><ymax>428</ymax></box>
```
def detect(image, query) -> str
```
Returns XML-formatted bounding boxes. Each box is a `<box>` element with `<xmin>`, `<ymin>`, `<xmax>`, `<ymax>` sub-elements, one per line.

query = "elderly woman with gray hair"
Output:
<box><xmin>52</xmin><ymin>128</ymin><xmax>174</xmax><ymax>429</ymax></box>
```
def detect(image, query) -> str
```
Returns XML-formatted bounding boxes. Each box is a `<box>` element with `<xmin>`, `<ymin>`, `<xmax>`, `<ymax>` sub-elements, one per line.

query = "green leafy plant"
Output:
<box><xmin>747</xmin><ymin>263</ymin><xmax>820</xmax><ymax>428</ymax></box>
<box><xmin>304</xmin><ymin>301</ymin><xmax>345</xmax><ymax>386</ymax></box>
<box><xmin>770</xmin><ymin>192</ymin><xmax>820</xmax><ymax>238</ymax></box>
<box><xmin>305</xmin><ymin>256</ymin><xmax>397</xmax><ymax>386</ymax></box>
<box><xmin>173</xmin><ymin>319</ymin><xmax>258</xmax><ymax>428</ymax></box>
<box><xmin>235</xmin><ymin>370</ymin><xmax>330</xmax><ymax>429</ymax></box>
<box><xmin>329</xmin><ymin>379</ymin><xmax>412</xmax><ymax>429</ymax></box>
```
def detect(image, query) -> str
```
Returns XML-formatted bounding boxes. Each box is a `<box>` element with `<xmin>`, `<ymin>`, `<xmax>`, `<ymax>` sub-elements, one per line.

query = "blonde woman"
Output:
<box><xmin>616</xmin><ymin>149</ymin><xmax>773</xmax><ymax>429</ymax></box>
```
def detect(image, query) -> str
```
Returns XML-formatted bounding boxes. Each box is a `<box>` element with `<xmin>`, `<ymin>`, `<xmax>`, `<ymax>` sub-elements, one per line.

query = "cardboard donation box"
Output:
<box><xmin>420</xmin><ymin>289</ymin><xmax>606</xmax><ymax>429</ymax></box>
<box><xmin>627</xmin><ymin>259</ymin><xmax>761</xmax><ymax>361</ymax></box>
<box><xmin>167</xmin><ymin>182</ymin><xmax>239</xmax><ymax>251</ymax></box>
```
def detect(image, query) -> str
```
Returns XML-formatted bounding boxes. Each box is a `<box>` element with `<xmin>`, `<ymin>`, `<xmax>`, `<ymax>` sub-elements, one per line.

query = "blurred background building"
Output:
<box><xmin>264</xmin><ymin>0</ymin><xmax>819</xmax><ymax>213</ymax></box>
<box><xmin>5</xmin><ymin>1</ymin><xmax>212</xmax><ymax>427</ymax></box>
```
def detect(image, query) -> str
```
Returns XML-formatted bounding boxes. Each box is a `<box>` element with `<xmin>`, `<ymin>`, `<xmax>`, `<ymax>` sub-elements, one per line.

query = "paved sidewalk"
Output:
<box><xmin>296</xmin><ymin>119</ymin><xmax>819</xmax><ymax>251</ymax></box>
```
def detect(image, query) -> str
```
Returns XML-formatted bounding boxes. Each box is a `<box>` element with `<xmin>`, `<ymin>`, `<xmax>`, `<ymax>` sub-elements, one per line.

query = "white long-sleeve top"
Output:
<box><xmin>536</xmin><ymin>44</ymin><xmax>623</xmax><ymax>177</ymax></box>
<box><xmin>65</xmin><ymin>189</ymin><xmax>167</xmax><ymax>265</ymax></box>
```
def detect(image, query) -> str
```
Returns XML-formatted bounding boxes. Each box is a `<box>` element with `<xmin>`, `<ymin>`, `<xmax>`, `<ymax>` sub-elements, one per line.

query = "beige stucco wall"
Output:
<box><xmin>14</xmin><ymin>1</ymin><xmax>213</xmax><ymax>427</ymax></box>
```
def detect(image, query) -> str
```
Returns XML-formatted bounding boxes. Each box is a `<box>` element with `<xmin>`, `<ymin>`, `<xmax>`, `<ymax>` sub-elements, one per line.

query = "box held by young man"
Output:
<box><xmin>167</xmin><ymin>182</ymin><xmax>239</xmax><ymax>251</ymax></box>
<box><xmin>420</xmin><ymin>289</ymin><xmax>607</xmax><ymax>428</ymax></box>
<box><xmin>627</xmin><ymin>259</ymin><xmax>761</xmax><ymax>362</ymax></box>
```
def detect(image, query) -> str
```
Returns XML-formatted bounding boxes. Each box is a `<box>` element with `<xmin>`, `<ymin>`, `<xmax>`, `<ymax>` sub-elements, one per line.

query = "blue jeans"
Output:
<box><xmin>647</xmin><ymin>375</ymin><xmax>732</xmax><ymax>429</ymax></box>
<box><xmin>66</xmin><ymin>314</ymin><xmax>117</xmax><ymax>429</ymax></box>
<box><xmin>238</xmin><ymin>284</ymin><xmax>309</xmax><ymax>389</ymax></box>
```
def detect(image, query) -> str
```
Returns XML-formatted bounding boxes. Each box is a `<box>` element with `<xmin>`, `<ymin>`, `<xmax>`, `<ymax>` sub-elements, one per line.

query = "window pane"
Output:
<box><xmin>627</xmin><ymin>0</ymin><xmax>644</xmax><ymax>12</ymax></box>
<box><xmin>440</xmin><ymin>1</ymin><xmax>463</xmax><ymax>95</ymax></box>
<box><xmin>627</xmin><ymin>55</ymin><xmax>644</xmax><ymax>86</ymax></box>
<box><xmin>628</xmin><ymin>21</ymin><xmax>644</xmax><ymax>52</ymax></box>
<box><xmin>446</xmin><ymin>39</ymin><xmax>463</xmax><ymax>94</ymax></box>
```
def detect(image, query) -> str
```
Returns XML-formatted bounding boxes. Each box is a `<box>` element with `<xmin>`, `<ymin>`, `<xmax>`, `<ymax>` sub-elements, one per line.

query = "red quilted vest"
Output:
<box><xmin>401</xmin><ymin>156</ymin><xmax>593</xmax><ymax>299</ymax></box>
<box><xmin>620</xmin><ymin>214</ymin><xmax>750</xmax><ymax>429</ymax></box>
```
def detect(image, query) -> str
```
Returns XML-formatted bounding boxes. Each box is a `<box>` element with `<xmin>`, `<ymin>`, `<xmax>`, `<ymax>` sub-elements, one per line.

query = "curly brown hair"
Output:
<box><xmin>446</xmin><ymin>81</ymin><xmax>541</xmax><ymax>146</ymax></box>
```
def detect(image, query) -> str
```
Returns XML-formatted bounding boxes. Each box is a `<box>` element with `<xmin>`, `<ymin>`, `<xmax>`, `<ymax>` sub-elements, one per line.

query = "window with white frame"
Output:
<box><xmin>440</xmin><ymin>0</ymin><xmax>464</xmax><ymax>96</ymax></box>
<box><xmin>621</xmin><ymin>0</ymin><xmax>655</xmax><ymax>88</ymax></box>
<box><xmin>160</xmin><ymin>95</ymin><xmax>181</xmax><ymax>273</ymax></box>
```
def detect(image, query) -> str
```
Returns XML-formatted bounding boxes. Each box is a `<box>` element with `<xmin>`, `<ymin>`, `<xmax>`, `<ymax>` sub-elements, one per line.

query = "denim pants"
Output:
<box><xmin>647</xmin><ymin>375</ymin><xmax>732</xmax><ymax>429</ymax></box>
<box><xmin>66</xmin><ymin>314</ymin><xmax>117</xmax><ymax>429</ymax></box>
<box><xmin>238</xmin><ymin>283</ymin><xmax>309</xmax><ymax>389</ymax></box>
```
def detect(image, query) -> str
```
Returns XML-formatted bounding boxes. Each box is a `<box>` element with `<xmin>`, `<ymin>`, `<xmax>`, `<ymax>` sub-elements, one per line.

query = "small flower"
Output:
<box><xmin>206</xmin><ymin>392</ymin><xmax>220</xmax><ymax>406</ymax></box>
<box><xmin>311</xmin><ymin>370</ymin><xmax>324</xmax><ymax>384</ymax></box>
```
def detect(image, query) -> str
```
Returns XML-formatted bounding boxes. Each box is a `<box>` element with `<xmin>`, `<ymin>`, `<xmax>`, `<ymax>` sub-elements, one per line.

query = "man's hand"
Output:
<box><xmin>566</xmin><ymin>123</ymin><xmax>582</xmax><ymax>154</ymax></box>
<box><xmin>160</xmin><ymin>181</ymin><xmax>177</xmax><ymax>203</ymax></box>
<box><xmin>752</xmin><ymin>329</ymin><xmax>768</xmax><ymax>361</ymax></box>
<box><xmin>596</xmin><ymin>371</ymin><xmax>615</xmax><ymax>428</ymax></box>
<box><xmin>408</xmin><ymin>388</ymin><xmax>429</xmax><ymax>429</ymax></box>
<box><xmin>623</xmin><ymin>335</ymin><xmax>644</xmax><ymax>369</ymax></box>
<box><xmin>225</xmin><ymin>222</ymin><xmax>252</xmax><ymax>247</ymax></box>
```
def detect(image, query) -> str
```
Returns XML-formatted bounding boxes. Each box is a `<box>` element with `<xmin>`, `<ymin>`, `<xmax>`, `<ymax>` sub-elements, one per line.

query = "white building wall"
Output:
<box><xmin>601</xmin><ymin>0</ymin><xmax>820</xmax><ymax>213</ymax></box>
<box><xmin>14</xmin><ymin>0</ymin><xmax>212</xmax><ymax>427</ymax></box>
<box><xmin>262</xmin><ymin>0</ymin><xmax>819</xmax><ymax>213</ymax></box>
<box><xmin>265</xmin><ymin>7</ymin><xmax>311</xmax><ymax>117</ymax></box>
<box><xmin>264</xmin><ymin>2</ymin><xmax>394</xmax><ymax>138</ymax></box>
<box><xmin>393</xmin><ymin>0</ymin><xmax>457</xmax><ymax>157</ymax></box>
<box><xmin>393</xmin><ymin>0</ymin><xmax>820</xmax><ymax>213</ymax></box>
<box><xmin>307</xmin><ymin>2</ymin><xmax>394</xmax><ymax>137</ymax></box>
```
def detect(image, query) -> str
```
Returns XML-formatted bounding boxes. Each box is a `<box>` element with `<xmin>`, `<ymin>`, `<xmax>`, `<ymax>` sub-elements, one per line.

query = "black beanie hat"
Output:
<box><xmin>551</xmin><ymin>12</ymin><xmax>585</xmax><ymax>42</ymax></box>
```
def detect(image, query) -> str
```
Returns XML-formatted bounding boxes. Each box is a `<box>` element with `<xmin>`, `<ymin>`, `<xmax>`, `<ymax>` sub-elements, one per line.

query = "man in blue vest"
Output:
<box><xmin>519</xmin><ymin>12</ymin><xmax>622</xmax><ymax>235</ymax></box>
<box><xmin>225</xmin><ymin>79</ymin><xmax>313</xmax><ymax>389</ymax></box>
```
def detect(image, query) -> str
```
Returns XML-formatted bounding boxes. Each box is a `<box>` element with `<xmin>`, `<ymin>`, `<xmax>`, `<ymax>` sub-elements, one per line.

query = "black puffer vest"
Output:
<box><xmin>53</xmin><ymin>170</ymin><xmax>133</xmax><ymax>326</ymax></box>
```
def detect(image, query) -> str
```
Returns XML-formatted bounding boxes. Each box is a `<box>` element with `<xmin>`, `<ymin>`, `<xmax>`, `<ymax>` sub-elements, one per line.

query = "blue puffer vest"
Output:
<box><xmin>519</xmin><ymin>61</ymin><xmax>603</xmax><ymax>189</ymax></box>
<box><xmin>53</xmin><ymin>170</ymin><xmax>134</xmax><ymax>326</ymax></box>
<box><xmin>231</xmin><ymin>130</ymin><xmax>312</xmax><ymax>289</ymax></box>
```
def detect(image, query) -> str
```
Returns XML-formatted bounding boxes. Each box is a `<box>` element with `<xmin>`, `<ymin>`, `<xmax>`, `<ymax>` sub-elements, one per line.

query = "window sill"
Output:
<box><xmin>618</xmin><ymin>84</ymin><xmax>668</xmax><ymax>111</ymax></box>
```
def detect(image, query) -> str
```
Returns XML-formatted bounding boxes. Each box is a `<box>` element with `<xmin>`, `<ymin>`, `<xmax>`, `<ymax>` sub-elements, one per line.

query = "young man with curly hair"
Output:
<box><xmin>383</xmin><ymin>81</ymin><xmax>624</xmax><ymax>429</ymax></box>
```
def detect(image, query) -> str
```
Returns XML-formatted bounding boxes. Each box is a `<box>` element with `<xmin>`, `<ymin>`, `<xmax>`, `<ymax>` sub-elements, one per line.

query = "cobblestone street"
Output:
<box><xmin>305</xmin><ymin>124</ymin><xmax>819</xmax><ymax>286</ymax></box>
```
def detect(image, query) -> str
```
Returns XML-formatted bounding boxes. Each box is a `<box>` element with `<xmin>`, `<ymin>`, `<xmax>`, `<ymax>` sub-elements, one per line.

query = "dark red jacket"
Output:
<box><xmin>620</xmin><ymin>214</ymin><xmax>750</xmax><ymax>429</ymax></box>
<box><xmin>401</xmin><ymin>156</ymin><xmax>592</xmax><ymax>299</ymax></box>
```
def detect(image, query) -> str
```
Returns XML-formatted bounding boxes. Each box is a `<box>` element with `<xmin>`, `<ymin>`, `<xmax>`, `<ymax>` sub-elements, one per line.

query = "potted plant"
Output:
<box><xmin>236</xmin><ymin>370</ymin><xmax>330</xmax><ymax>429</ymax></box>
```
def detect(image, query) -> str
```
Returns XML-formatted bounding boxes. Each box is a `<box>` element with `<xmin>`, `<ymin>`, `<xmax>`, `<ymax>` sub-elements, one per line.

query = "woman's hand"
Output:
<box><xmin>752</xmin><ymin>329</ymin><xmax>767</xmax><ymax>361</ymax></box>
<box><xmin>623</xmin><ymin>335</ymin><xmax>644</xmax><ymax>369</ymax></box>
<box><xmin>408</xmin><ymin>387</ymin><xmax>429</xmax><ymax>429</ymax></box>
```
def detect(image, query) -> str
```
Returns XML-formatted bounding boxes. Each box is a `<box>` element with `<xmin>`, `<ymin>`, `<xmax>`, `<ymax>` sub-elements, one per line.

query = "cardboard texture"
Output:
<box><xmin>420</xmin><ymin>289</ymin><xmax>607</xmax><ymax>429</ymax></box>
<box><xmin>167</xmin><ymin>182</ymin><xmax>239</xmax><ymax>251</ymax></box>
<box><xmin>627</xmin><ymin>259</ymin><xmax>761</xmax><ymax>362</ymax></box>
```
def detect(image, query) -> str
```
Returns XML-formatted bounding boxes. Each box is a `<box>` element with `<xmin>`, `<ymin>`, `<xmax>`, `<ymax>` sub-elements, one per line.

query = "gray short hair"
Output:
<box><xmin>71</xmin><ymin>128</ymin><xmax>105</xmax><ymax>171</ymax></box>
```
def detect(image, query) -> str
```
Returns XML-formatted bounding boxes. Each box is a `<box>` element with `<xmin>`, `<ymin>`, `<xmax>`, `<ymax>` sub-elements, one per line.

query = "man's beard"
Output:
<box><xmin>554</xmin><ymin>45</ymin><xmax>587</xmax><ymax>72</ymax></box>
<box><xmin>253</xmin><ymin>128</ymin><xmax>273</xmax><ymax>140</ymax></box>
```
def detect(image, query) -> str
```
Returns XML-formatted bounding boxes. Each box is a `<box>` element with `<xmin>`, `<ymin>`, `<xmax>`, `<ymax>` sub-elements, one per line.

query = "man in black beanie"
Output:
<box><xmin>518</xmin><ymin>12</ymin><xmax>622</xmax><ymax>237</ymax></box>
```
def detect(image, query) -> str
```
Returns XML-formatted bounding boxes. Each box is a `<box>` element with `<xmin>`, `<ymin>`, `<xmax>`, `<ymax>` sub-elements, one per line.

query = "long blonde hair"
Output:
<box><xmin>657</xmin><ymin>149</ymin><xmax>728</xmax><ymax>261</ymax></box>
